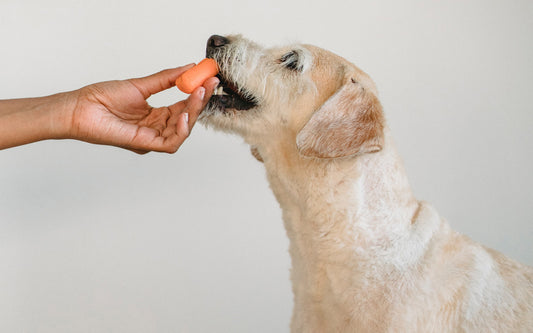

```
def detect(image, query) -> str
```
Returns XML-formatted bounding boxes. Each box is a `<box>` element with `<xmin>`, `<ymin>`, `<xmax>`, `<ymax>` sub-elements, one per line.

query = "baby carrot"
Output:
<box><xmin>176</xmin><ymin>58</ymin><xmax>219</xmax><ymax>94</ymax></box>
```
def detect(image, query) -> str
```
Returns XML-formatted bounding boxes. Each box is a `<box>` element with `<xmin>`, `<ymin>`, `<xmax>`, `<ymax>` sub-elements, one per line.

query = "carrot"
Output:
<box><xmin>175</xmin><ymin>58</ymin><xmax>219</xmax><ymax>94</ymax></box>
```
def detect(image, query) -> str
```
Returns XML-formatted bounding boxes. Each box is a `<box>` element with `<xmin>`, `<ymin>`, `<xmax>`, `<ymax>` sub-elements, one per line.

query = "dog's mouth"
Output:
<box><xmin>207</xmin><ymin>72</ymin><xmax>258</xmax><ymax>112</ymax></box>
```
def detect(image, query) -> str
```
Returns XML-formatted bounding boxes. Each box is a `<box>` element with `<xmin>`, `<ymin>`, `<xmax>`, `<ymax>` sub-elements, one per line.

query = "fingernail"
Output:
<box><xmin>198</xmin><ymin>87</ymin><xmax>206</xmax><ymax>100</ymax></box>
<box><xmin>183</xmin><ymin>112</ymin><xmax>189</xmax><ymax>125</ymax></box>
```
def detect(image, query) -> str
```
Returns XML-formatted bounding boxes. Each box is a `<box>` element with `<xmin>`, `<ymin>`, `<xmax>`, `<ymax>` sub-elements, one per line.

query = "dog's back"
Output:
<box><xmin>396</xmin><ymin>203</ymin><xmax>533</xmax><ymax>332</ymax></box>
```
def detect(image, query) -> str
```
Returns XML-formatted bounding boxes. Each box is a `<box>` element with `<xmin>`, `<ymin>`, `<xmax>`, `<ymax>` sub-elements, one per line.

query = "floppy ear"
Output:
<box><xmin>296</xmin><ymin>79</ymin><xmax>385</xmax><ymax>158</ymax></box>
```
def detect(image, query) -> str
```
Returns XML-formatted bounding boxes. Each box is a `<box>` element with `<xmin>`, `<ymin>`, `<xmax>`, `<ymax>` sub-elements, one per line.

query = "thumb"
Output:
<box><xmin>128</xmin><ymin>64</ymin><xmax>195</xmax><ymax>99</ymax></box>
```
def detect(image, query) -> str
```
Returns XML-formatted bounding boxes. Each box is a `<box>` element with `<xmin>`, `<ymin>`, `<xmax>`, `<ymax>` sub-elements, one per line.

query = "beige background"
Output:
<box><xmin>1</xmin><ymin>0</ymin><xmax>531</xmax><ymax>332</ymax></box>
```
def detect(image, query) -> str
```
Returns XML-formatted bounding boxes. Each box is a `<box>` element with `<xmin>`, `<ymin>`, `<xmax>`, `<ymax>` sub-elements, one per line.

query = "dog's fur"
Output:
<box><xmin>201</xmin><ymin>35</ymin><xmax>533</xmax><ymax>332</ymax></box>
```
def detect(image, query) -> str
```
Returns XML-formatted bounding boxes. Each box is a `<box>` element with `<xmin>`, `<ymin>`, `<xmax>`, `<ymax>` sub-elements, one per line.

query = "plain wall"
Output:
<box><xmin>1</xmin><ymin>0</ymin><xmax>531</xmax><ymax>332</ymax></box>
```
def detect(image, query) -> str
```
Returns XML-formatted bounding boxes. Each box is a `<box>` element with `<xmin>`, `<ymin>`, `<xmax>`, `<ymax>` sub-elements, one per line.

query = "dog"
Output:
<box><xmin>200</xmin><ymin>34</ymin><xmax>533</xmax><ymax>332</ymax></box>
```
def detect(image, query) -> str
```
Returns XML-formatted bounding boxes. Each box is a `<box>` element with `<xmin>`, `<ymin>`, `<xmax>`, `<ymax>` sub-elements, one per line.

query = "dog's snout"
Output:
<box><xmin>207</xmin><ymin>35</ymin><xmax>229</xmax><ymax>48</ymax></box>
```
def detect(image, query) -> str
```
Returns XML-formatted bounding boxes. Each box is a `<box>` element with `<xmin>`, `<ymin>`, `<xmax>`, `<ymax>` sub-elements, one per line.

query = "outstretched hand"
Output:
<box><xmin>68</xmin><ymin>65</ymin><xmax>219</xmax><ymax>153</ymax></box>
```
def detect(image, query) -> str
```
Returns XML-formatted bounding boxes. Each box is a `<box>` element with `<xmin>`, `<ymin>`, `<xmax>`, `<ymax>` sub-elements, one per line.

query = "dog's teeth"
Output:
<box><xmin>214</xmin><ymin>86</ymin><xmax>230</xmax><ymax>96</ymax></box>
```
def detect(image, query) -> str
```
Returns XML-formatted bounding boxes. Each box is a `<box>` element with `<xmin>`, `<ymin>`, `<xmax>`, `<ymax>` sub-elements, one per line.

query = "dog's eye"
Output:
<box><xmin>279</xmin><ymin>51</ymin><xmax>302</xmax><ymax>71</ymax></box>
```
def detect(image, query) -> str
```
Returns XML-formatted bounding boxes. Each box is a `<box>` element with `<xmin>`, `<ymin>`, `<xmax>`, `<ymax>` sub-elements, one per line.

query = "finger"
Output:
<box><xmin>159</xmin><ymin>110</ymin><xmax>190</xmax><ymax>148</ymax></box>
<box><xmin>130</xmin><ymin>126</ymin><xmax>182</xmax><ymax>154</ymax></box>
<box><xmin>138</xmin><ymin>112</ymin><xmax>193</xmax><ymax>153</ymax></box>
<box><xmin>201</xmin><ymin>76</ymin><xmax>219</xmax><ymax>103</ymax></box>
<box><xmin>90</xmin><ymin>118</ymin><xmax>177</xmax><ymax>154</ymax></box>
<box><xmin>156</xmin><ymin>113</ymin><xmax>191</xmax><ymax>153</ymax></box>
<box><xmin>162</xmin><ymin>112</ymin><xmax>181</xmax><ymax>138</ymax></box>
<box><xmin>165</xmin><ymin>75</ymin><xmax>218</xmax><ymax>122</ymax></box>
<box><xmin>182</xmin><ymin>87</ymin><xmax>206</xmax><ymax>132</ymax></box>
<box><xmin>129</xmin><ymin>64</ymin><xmax>195</xmax><ymax>99</ymax></box>
<box><xmin>178</xmin><ymin>77</ymin><xmax>219</xmax><ymax>132</ymax></box>
<box><xmin>165</xmin><ymin>101</ymin><xmax>186</xmax><ymax>129</ymax></box>
<box><xmin>177</xmin><ymin>112</ymin><xmax>190</xmax><ymax>142</ymax></box>
<box><xmin>146</xmin><ymin>75</ymin><xmax>219</xmax><ymax>152</ymax></box>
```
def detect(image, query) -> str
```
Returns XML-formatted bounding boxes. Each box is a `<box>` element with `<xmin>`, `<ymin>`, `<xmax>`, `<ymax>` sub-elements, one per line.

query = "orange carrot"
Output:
<box><xmin>175</xmin><ymin>58</ymin><xmax>219</xmax><ymax>94</ymax></box>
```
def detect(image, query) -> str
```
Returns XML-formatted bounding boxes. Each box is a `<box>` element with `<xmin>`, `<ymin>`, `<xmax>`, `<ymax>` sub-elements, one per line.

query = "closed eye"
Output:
<box><xmin>279</xmin><ymin>50</ymin><xmax>302</xmax><ymax>71</ymax></box>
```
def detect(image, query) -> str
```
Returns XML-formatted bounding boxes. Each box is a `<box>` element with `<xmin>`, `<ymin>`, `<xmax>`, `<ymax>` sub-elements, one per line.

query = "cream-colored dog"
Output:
<box><xmin>200</xmin><ymin>34</ymin><xmax>533</xmax><ymax>332</ymax></box>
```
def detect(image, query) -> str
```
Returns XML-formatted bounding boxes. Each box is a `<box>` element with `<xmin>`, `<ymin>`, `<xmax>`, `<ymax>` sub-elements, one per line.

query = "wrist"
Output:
<box><xmin>25</xmin><ymin>91</ymin><xmax>77</xmax><ymax>142</ymax></box>
<box><xmin>0</xmin><ymin>91</ymin><xmax>78</xmax><ymax>150</ymax></box>
<box><xmin>45</xmin><ymin>90</ymin><xmax>79</xmax><ymax>140</ymax></box>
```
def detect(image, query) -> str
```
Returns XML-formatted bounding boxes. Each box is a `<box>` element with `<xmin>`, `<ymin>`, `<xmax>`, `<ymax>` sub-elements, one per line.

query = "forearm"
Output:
<box><xmin>0</xmin><ymin>92</ymin><xmax>74</xmax><ymax>150</ymax></box>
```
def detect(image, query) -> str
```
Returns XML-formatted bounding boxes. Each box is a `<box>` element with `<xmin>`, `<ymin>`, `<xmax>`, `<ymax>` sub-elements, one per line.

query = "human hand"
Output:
<box><xmin>66</xmin><ymin>65</ymin><xmax>219</xmax><ymax>153</ymax></box>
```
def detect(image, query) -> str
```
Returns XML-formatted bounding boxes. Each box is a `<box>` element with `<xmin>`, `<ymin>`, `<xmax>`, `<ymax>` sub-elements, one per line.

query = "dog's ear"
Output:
<box><xmin>296</xmin><ymin>78</ymin><xmax>385</xmax><ymax>158</ymax></box>
<box><xmin>250</xmin><ymin>146</ymin><xmax>264</xmax><ymax>163</ymax></box>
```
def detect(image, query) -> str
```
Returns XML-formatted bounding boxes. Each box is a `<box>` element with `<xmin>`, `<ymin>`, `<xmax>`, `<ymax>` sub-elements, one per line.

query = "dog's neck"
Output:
<box><xmin>253</xmin><ymin>127</ymin><xmax>425</xmax><ymax>326</ymax></box>
<box><xmin>257</xmin><ymin>127</ymin><xmax>420</xmax><ymax>266</ymax></box>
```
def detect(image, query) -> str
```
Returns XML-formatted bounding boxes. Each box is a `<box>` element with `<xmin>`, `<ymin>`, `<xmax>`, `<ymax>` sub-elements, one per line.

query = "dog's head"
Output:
<box><xmin>201</xmin><ymin>34</ymin><xmax>385</xmax><ymax>160</ymax></box>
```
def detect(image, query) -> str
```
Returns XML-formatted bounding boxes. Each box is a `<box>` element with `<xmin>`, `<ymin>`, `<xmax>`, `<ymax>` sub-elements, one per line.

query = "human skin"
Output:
<box><xmin>0</xmin><ymin>64</ymin><xmax>219</xmax><ymax>153</ymax></box>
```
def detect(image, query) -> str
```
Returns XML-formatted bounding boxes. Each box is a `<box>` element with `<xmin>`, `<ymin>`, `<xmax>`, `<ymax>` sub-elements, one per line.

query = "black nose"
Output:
<box><xmin>207</xmin><ymin>35</ymin><xmax>229</xmax><ymax>48</ymax></box>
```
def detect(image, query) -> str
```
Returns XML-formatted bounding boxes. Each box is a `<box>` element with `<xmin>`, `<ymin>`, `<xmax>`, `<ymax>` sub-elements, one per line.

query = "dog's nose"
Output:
<box><xmin>207</xmin><ymin>35</ymin><xmax>229</xmax><ymax>48</ymax></box>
